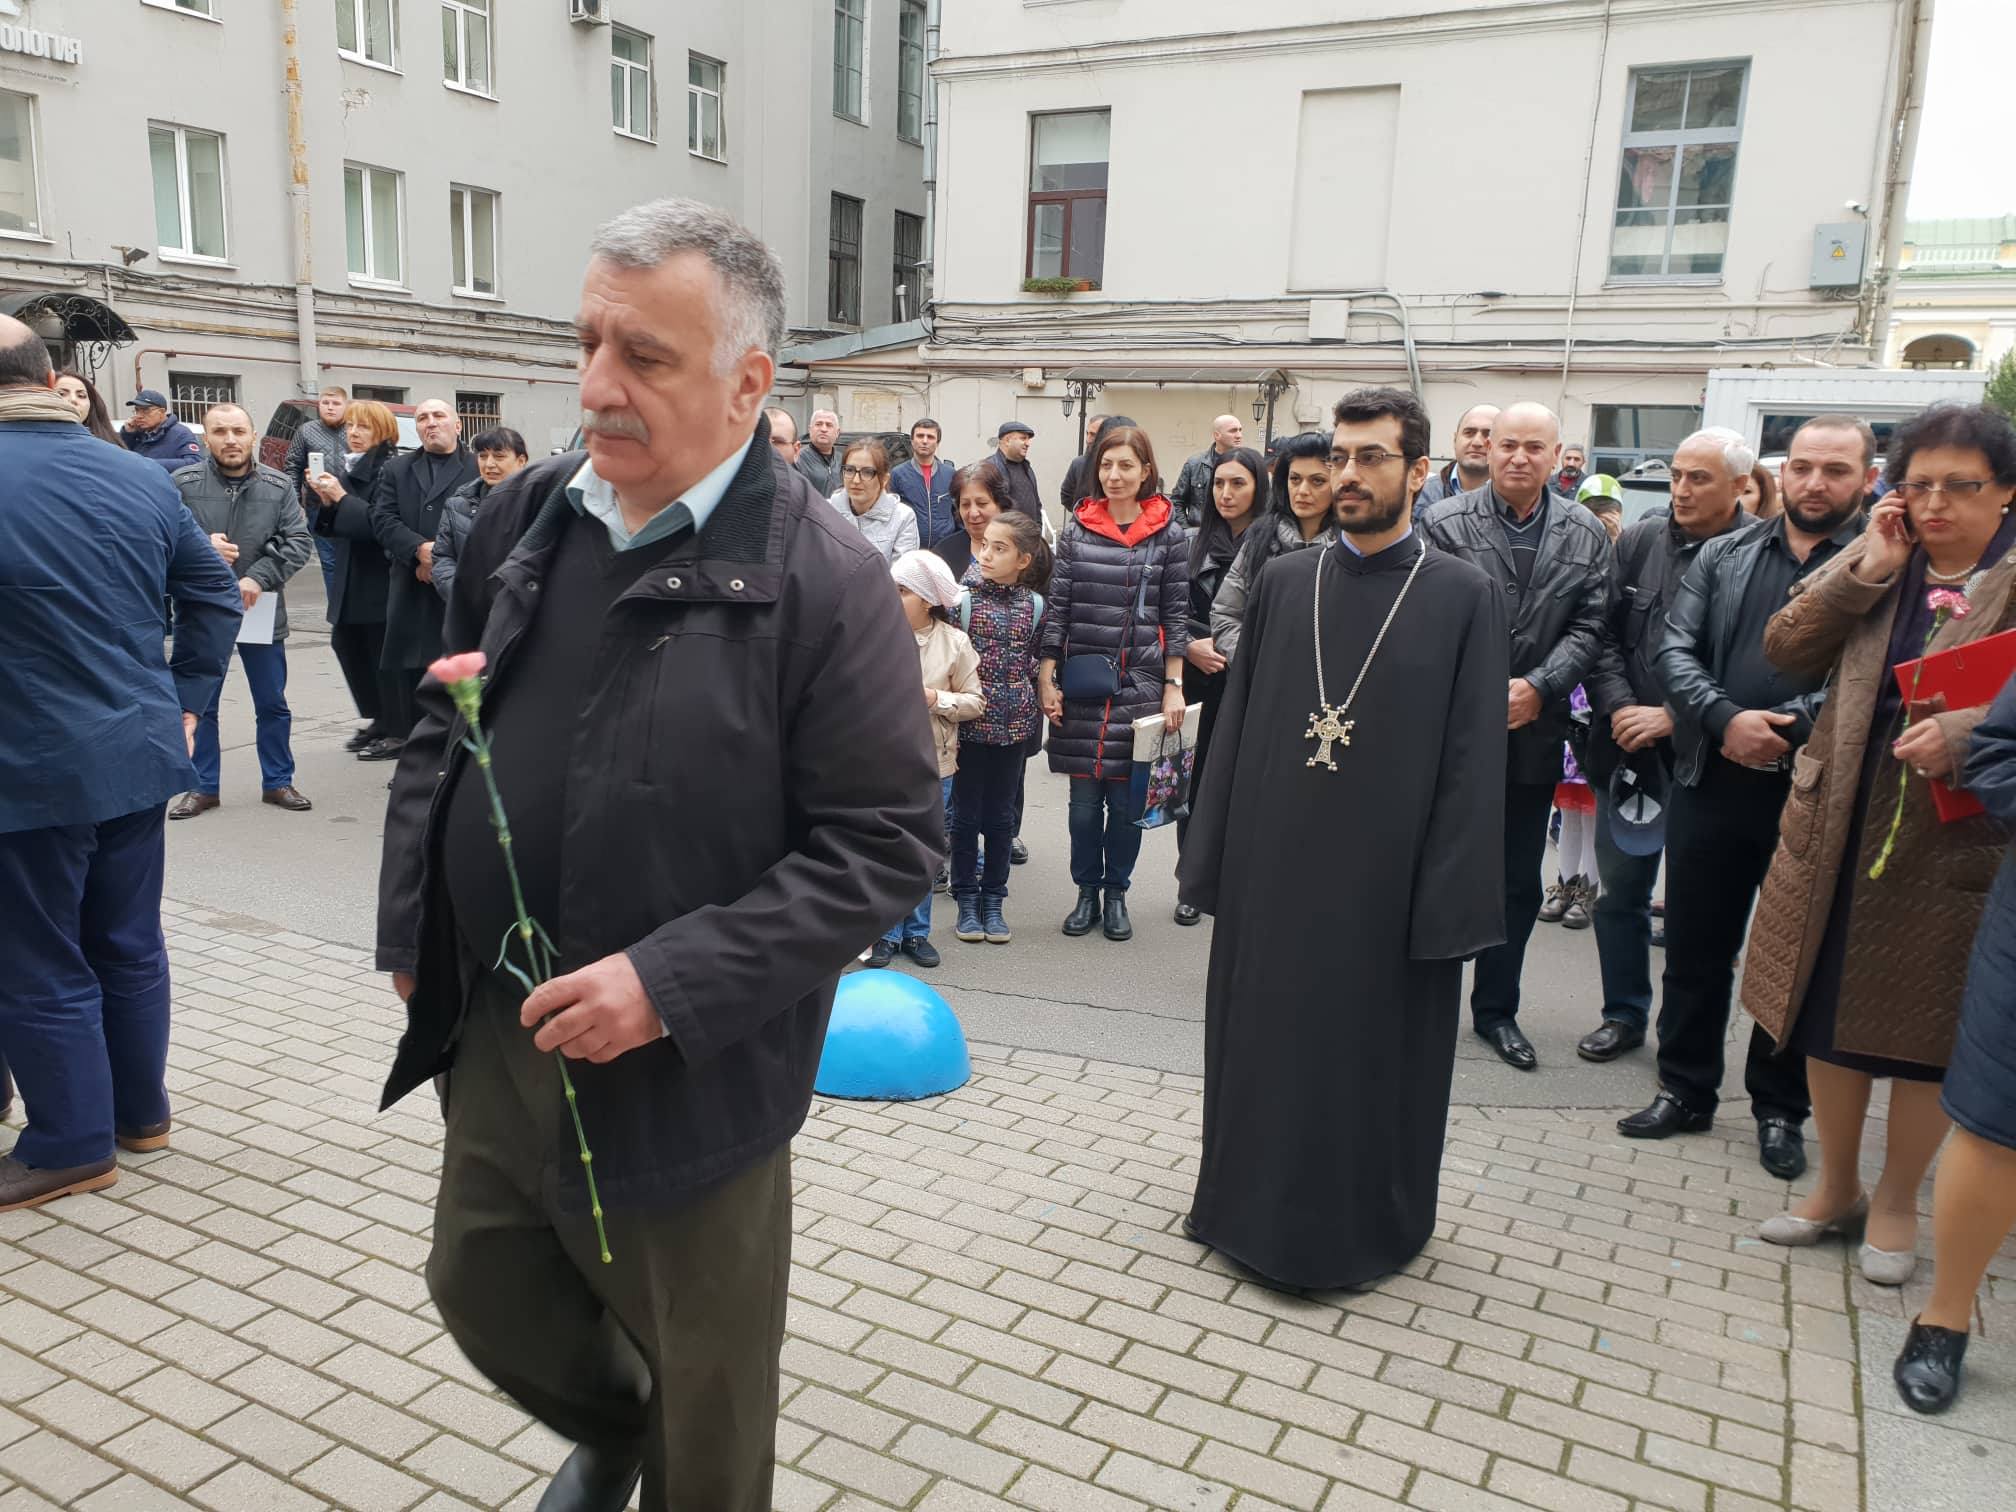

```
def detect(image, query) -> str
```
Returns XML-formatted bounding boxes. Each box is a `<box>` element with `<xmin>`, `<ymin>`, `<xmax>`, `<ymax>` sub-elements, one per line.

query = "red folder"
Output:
<box><xmin>1892</xmin><ymin>627</ymin><xmax>2016</xmax><ymax>821</ymax></box>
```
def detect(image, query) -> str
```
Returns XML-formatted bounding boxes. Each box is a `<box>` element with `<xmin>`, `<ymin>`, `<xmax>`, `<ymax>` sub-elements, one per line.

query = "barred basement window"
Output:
<box><xmin>456</xmin><ymin>392</ymin><xmax>502</xmax><ymax>431</ymax></box>
<box><xmin>169</xmin><ymin>372</ymin><xmax>238</xmax><ymax>426</ymax></box>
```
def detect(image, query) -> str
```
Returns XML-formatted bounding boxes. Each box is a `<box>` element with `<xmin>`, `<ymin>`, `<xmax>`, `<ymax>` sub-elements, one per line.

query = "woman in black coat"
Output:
<box><xmin>1173</xmin><ymin>447</ymin><xmax>1266</xmax><ymax>925</ymax></box>
<box><xmin>1896</xmin><ymin>674</ymin><xmax>2016</xmax><ymax>1413</ymax></box>
<box><xmin>1036</xmin><ymin>425</ymin><xmax>1190</xmax><ymax>943</ymax></box>
<box><xmin>308</xmin><ymin>401</ymin><xmax>400</xmax><ymax>758</ymax></box>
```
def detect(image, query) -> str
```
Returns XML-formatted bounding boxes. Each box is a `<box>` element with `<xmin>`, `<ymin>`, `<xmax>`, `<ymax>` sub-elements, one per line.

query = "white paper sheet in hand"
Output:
<box><xmin>235</xmin><ymin>592</ymin><xmax>277</xmax><ymax>645</ymax></box>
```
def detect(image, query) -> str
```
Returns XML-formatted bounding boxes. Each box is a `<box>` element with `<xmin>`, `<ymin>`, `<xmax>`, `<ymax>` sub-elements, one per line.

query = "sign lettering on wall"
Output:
<box><xmin>0</xmin><ymin>1</ymin><xmax>84</xmax><ymax>67</ymax></box>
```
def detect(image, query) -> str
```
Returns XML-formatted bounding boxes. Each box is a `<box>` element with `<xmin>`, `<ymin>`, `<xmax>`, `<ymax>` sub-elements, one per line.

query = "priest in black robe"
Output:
<box><xmin>1178</xmin><ymin>386</ymin><xmax>1509</xmax><ymax>1292</ymax></box>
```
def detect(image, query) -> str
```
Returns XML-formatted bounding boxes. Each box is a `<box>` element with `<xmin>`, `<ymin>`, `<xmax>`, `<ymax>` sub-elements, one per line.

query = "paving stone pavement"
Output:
<box><xmin>0</xmin><ymin>899</ymin><xmax>2011</xmax><ymax>1511</ymax></box>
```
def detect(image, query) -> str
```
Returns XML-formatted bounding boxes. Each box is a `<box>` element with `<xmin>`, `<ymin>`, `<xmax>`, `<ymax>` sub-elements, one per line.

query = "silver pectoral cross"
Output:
<box><xmin>1304</xmin><ymin>704</ymin><xmax>1354</xmax><ymax>770</ymax></box>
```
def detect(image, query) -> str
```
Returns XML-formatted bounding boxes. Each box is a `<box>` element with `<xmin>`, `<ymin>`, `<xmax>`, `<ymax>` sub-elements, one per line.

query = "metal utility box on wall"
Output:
<box><xmin>1810</xmin><ymin>223</ymin><xmax>1867</xmax><ymax>289</ymax></box>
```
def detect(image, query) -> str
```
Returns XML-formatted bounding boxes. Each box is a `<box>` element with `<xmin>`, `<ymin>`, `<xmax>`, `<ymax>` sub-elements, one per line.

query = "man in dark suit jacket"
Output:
<box><xmin>369</xmin><ymin>399</ymin><xmax>476</xmax><ymax>746</ymax></box>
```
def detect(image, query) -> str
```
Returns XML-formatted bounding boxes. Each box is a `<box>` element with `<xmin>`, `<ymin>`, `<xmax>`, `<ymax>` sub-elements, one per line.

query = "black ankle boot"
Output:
<box><xmin>1894</xmin><ymin>1318</ymin><xmax>1968</xmax><ymax>1414</ymax></box>
<box><xmin>1063</xmin><ymin>887</ymin><xmax>1101</xmax><ymax>936</ymax></box>
<box><xmin>537</xmin><ymin>1440</ymin><xmax>645</xmax><ymax>1511</ymax></box>
<box><xmin>1102</xmin><ymin>893</ymin><xmax>1132</xmax><ymax>941</ymax></box>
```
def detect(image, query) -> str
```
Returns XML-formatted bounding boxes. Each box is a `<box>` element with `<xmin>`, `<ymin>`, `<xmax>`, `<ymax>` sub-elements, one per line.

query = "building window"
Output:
<box><xmin>450</xmin><ymin>185</ymin><xmax>498</xmax><ymax>296</ymax></box>
<box><xmin>687</xmin><ymin>55</ymin><xmax>724</xmax><ymax>161</ymax></box>
<box><xmin>441</xmin><ymin>0</ymin><xmax>490</xmax><ymax>94</ymax></box>
<box><xmin>897</xmin><ymin>1</ymin><xmax>925</xmax><ymax>144</ymax></box>
<box><xmin>1610</xmin><ymin>62</ymin><xmax>1746</xmax><ymax>281</ymax></box>
<box><xmin>833</xmin><ymin>0</ymin><xmax>865</xmax><ymax>122</ymax></box>
<box><xmin>144</xmin><ymin>1</ymin><xmax>218</xmax><ymax>17</ymax></box>
<box><xmin>336</xmin><ymin>0</ymin><xmax>399</xmax><ymax>69</ymax></box>
<box><xmin>149</xmin><ymin>123</ymin><xmax>229</xmax><ymax>262</ymax></box>
<box><xmin>353</xmin><ymin>384</ymin><xmax>407</xmax><ymax>403</ymax></box>
<box><xmin>344</xmin><ymin>163</ymin><xmax>404</xmax><ymax>286</ymax></box>
<box><xmin>0</xmin><ymin>91</ymin><xmax>41</xmax><ymax>239</ymax></box>
<box><xmin>893</xmin><ymin>210</ymin><xmax>924</xmax><ymax>322</ymax></box>
<box><xmin>1590</xmin><ymin>404</ymin><xmax>1702</xmax><ymax>476</ymax></box>
<box><xmin>828</xmin><ymin>193</ymin><xmax>862</xmax><ymax>326</ymax></box>
<box><xmin>456</xmin><ymin>392</ymin><xmax>502</xmax><ymax>431</ymax></box>
<box><xmin>168</xmin><ymin>372</ymin><xmax>238</xmax><ymax>427</ymax></box>
<box><xmin>1026</xmin><ymin>109</ymin><xmax>1108</xmax><ymax>286</ymax></box>
<box><xmin>611</xmin><ymin>26</ymin><xmax>653</xmax><ymax>141</ymax></box>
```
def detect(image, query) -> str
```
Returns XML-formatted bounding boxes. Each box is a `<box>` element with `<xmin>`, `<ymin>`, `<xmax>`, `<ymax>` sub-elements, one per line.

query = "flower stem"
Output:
<box><xmin>1868</xmin><ymin>615</ymin><xmax>1942</xmax><ymax>881</ymax></box>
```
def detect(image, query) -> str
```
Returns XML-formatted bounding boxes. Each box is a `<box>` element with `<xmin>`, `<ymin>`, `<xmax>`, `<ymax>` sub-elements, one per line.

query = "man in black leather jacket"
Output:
<box><xmin>1420</xmin><ymin>400</ymin><xmax>1610</xmax><ymax>1071</ymax></box>
<box><xmin>1621</xmin><ymin>415</ymin><xmax>1875</xmax><ymax>1177</ymax></box>
<box><xmin>1576</xmin><ymin>431</ymin><xmax>1753</xmax><ymax>1066</ymax></box>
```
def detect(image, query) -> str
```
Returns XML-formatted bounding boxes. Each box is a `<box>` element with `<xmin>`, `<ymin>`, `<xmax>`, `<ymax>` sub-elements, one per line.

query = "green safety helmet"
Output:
<box><xmin>1576</xmin><ymin>473</ymin><xmax>1623</xmax><ymax>505</ymax></box>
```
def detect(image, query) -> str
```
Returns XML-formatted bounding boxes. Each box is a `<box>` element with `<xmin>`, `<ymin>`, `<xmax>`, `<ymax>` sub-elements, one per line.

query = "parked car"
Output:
<box><xmin>260</xmin><ymin>397</ymin><xmax>419</xmax><ymax>472</ymax></box>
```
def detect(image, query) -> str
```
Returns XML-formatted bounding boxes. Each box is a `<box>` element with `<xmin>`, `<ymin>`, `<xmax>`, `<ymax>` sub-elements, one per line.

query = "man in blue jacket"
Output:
<box><xmin>0</xmin><ymin>317</ymin><xmax>242</xmax><ymax>1213</ymax></box>
<box><xmin>890</xmin><ymin>416</ymin><xmax>957</xmax><ymax>545</ymax></box>
<box><xmin>119</xmin><ymin>387</ymin><xmax>203</xmax><ymax>472</ymax></box>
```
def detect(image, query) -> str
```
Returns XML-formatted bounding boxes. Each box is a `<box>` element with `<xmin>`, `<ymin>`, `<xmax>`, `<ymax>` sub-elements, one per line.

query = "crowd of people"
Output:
<box><xmin>4</xmin><ymin>187</ymin><xmax>2016</xmax><ymax>1512</ymax></box>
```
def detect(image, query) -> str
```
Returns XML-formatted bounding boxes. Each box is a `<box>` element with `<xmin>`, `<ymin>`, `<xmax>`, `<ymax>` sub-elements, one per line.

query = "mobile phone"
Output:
<box><xmin>307</xmin><ymin>451</ymin><xmax>325</xmax><ymax>481</ymax></box>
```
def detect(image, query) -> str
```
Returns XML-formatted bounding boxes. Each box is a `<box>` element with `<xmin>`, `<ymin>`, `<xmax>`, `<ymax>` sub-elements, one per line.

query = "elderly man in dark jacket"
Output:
<box><xmin>378</xmin><ymin>199</ymin><xmax>941</xmax><ymax>1512</ymax></box>
<box><xmin>169</xmin><ymin>404</ymin><xmax>315</xmax><ymax>818</ymax></box>
<box><xmin>369</xmin><ymin>398</ymin><xmax>476</xmax><ymax>744</ymax></box>
<box><xmin>1420</xmin><ymin>400</ymin><xmax>1610</xmax><ymax>1071</ymax></box>
<box><xmin>119</xmin><ymin>388</ymin><xmax>203</xmax><ymax>472</ymax></box>
<box><xmin>0</xmin><ymin>316</ymin><xmax>241</xmax><ymax>1212</ymax></box>
<box><xmin>988</xmin><ymin>419</ymin><xmax>1043</xmax><ymax>516</ymax></box>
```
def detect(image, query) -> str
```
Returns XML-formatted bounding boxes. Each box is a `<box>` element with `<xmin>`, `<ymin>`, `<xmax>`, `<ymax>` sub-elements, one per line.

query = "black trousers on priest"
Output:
<box><xmin>428</xmin><ymin>976</ymin><xmax>790</xmax><ymax>1512</ymax></box>
<box><xmin>1655</xmin><ymin>756</ymin><xmax>1811</xmax><ymax>1125</ymax></box>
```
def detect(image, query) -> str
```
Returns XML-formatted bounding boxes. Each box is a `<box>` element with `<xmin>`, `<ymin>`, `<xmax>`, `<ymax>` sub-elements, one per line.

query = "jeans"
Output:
<box><xmin>1470</xmin><ymin>779</ymin><xmax>1559</xmax><ymax>1032</ymax></box>
<box><xmin>1656</xmin><ymin>756</ymin><xmax>1812</xmax><ymax>1124</ymax></box>
<box><xmin>884</xmin><ymin>777</ymin><xmax>953</xmax><ymax>944</ymax></box>
<box><xmin>314</xmin><ymin>535</ymin><xmax>339</xmax><ymax>602</ymax></box>
<box><xmin>191</xmin><ymin>641</ymin><xmax>294</xmax><ymax>793</ymax></box>
<box><xmin>1591</xmin><ymin>786</ymin><xmax>1663</xmax><ymax>1031</ymax></box>
<box><xmin>952</xmin><ymin>744</ymin><xmax>1021</xmax><ymax>905</ymax></box>
<box><xmin>0</xmin><ymin>807</ymin><xmax>172</xmax><ymax>1168</ymax></box>
<box><xmin>1067</xmin><ymin>776</ymin><xmax>1143</xmax><ymax>894</ymax></box>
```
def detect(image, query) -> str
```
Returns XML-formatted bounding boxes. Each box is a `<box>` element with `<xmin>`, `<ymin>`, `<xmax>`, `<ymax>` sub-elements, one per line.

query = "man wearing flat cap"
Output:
<box><xmin>988</xmin><ymin>420</ymin><xmax>1043</xmax><ymax>518</ymax></box>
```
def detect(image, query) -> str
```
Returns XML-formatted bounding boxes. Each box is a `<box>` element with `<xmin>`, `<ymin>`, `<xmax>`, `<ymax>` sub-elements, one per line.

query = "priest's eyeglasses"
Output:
<box><xmin>1329</xmin><ymin>447</ymin><xmax>1405</xmax><ymax>471</ymax></box>
<box><xmin>1893</xmin><ymin>479</ymin><xmax>1990</xmax><ymax>502</ymax></box>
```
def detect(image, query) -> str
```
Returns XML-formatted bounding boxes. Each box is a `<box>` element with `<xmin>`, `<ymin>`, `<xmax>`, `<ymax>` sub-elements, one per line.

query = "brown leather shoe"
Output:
<box><xmin>168</xmin><ymin>792</ymin><xmax>220</xmax><ymax>820</ymax></box>
<box><xmin>0</xmin><ymin>1154</ymin><xmax>117</xmax><ymax>1212</ymax></box>
<box><xmin>262</xmin><ymin>786</ymin><xmax>313</xmax><ymax>812</ymax></box>
<box><xmin>117</xmin><ymin>1119</ymin><xmax>172</xmax><ymax>1154</ymax></box>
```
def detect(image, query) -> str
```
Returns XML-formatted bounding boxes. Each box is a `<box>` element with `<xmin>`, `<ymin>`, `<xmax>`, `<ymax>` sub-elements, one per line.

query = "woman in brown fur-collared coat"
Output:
<box><xmin>1743</xmin><ymin>403</ymin><xmax>2016</xmax><ymax>1288</ymax></box>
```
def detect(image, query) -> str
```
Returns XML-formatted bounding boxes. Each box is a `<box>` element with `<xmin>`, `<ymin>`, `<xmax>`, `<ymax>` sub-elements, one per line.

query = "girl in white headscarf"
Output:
<box><xmin>870</xmin><ymin>551</ymin><xmax>984</xmax><ymax>970</ymax></box>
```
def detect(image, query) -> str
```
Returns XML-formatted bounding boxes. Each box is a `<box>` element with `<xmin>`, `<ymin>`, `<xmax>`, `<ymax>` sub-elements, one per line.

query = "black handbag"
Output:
<box><xmin>1059</xmin><ymin>566</ymin><xmax>1150</xmax><ymax>702</ymax></box>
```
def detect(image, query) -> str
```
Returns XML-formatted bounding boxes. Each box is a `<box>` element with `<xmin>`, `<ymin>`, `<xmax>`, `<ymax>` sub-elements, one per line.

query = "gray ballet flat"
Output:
<box><xmin>1860</xmin><ymin>1242</ymin><xmax>1919</xmax><ymax>1287</ymax></box>
<box><xmin>1758</xmin><ymin>1193</ymin><xmax>1869</xmax><ymax>1247</ymax></box>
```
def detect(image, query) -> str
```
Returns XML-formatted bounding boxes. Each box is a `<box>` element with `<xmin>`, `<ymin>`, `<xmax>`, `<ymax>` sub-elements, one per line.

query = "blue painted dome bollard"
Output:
<box><xmin>816</xmin><ymin>972</ymin><xmax>971</xmax><ymax>1100</ymax></box>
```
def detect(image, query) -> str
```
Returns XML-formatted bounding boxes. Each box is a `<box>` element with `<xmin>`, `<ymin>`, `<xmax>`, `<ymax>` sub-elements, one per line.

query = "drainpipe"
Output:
<box><xmin>922</xmin><ymin>0</ymin><xmax>941</xmax><ymax>305</ymax></box>
<box><xmin>281</xmin><ymin>0</ymin><xmax>318</xmax><ymax>396</ymax></box>
<box><xmin>1865</xmin><ymin>0</ymin><xmax>1931</xmax><ymax>361</ymax></box>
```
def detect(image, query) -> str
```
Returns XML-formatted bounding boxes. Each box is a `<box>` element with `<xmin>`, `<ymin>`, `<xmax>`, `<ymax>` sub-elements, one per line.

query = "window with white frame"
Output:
<box><xmin>611</xmin><ymin>26</ymin><xmax>653</xmax><ymax>141</ymax></box>
<box><xmin>0</xmin><ymin>91</ymin><xmax>41</xmax><ymax>238</ymax></box>
<box><xmin>337</xmin><ymin>0</ymin><xmax>398</xmax><ymax>70</ymax></box>
<box><xmin>169</xmin><ymin>372</ymin><xmax>238</xmax><ymax>427</ymax></box>
<box><xmin>344</xmin><ymin>162</ymin><xmax>404</xmax><ymax>285</ymax></box>
<box><xmin>441</xmin><ymin>0</ymin><xmax>490</xmax><ymax>94</ymax></box>
<box><xmin>833</xmin><ymin>0</ymin><xmax>864</xmax><ymax>122</ymax></box>
<box><xmin>897</xmin><ymin>1</ymin><xmax>924</xmax><ymax>144</ymax></box>
<box><xmin>450</xmin><ymin>185</ymin><xmax>498</xmax><ymax>296</ymax></box>
<box><xmin>149</xmin><ymin>123</ymin><xmax>229</xmax><ymax>261</ymax></box>
<box><xmin>687</xmin><ymin>55</ymin><xmax>724</xmax><ymax>160</ymax></box>
<box><xmin>144</xmin><ymin>1</ymin><xmax>218</xmax><ymax>17</ymax></box>
<box><xmin>1609</xmin><ymin>61</ymin><xmax>1746</xmax><ymax>280</ymax></box>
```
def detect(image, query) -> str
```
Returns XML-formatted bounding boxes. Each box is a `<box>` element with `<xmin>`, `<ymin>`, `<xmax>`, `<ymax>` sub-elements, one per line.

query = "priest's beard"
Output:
<box><xmin>1336</xmin><ymin>484</ymin><xmax>1409</xmax><ymax>538</ymax></box>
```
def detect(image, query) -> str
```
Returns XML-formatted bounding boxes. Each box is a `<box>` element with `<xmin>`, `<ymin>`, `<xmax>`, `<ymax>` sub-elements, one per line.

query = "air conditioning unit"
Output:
<box><xmin>568</xmin><ymin>0</ymin><xmax>609</xmax><ymax>25</ymax></box>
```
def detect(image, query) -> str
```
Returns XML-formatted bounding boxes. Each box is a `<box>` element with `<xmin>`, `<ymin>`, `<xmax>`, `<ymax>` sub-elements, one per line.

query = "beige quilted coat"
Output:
<box><xmin>1741</xmin><ymin>531</ymin><xmax>2016</xmax><ymax>1068</ymax></box>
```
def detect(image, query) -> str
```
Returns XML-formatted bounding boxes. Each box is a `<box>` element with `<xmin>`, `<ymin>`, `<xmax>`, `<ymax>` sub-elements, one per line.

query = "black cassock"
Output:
<box><xmin>1177</xmin><ymin>533</ymin><xmax>1509</xmax><ymax>1290</ymax></box>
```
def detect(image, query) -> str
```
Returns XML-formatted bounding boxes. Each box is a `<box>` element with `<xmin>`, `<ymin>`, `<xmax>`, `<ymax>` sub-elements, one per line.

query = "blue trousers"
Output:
<box><xmin>884</xmin><ymin>777</ymin><xmax>953</xmax><ymax>944</ymax></box>
<box><xmin>192</xmin><ymin>641</ymin><xmax>294</xmax><ymax>792</ymax></box>
<box><xmin>1067</xmin><ymin>776</ymin><xmax>1143</xmax><ymax>894</ymax></box>
<box><xmin>1592</xmin><ymin>786</ymin><xmax>1663</xmax><ymax>1031</ymax></box>
<box><xmin>314</xmin><ymin>535</ymin><xmax>339</xmax><ymax>602</ymax></box>
<box><xmin>0</xmin><ymin>807</ymin><xmax>173</xmax><ymax>1169</ymax></box>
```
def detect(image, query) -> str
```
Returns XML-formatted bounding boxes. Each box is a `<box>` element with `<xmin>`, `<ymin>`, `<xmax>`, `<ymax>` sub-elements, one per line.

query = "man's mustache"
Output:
<box><xmin>582</xmin><ymin>409</ymin><xmax>651</xmax><ymax>443</ymax></box>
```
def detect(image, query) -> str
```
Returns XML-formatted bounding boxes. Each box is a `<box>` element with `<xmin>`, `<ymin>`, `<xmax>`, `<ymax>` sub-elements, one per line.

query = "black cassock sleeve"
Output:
<box><xmin>1409</xmin><ymin>568</ymin><xmax>1511</xmax><ymax>960</ymax></box>
<box><xmin>1175</xmin><ymin>548</ymin><xmax>1273</xmax><ymax>917</ymax></box>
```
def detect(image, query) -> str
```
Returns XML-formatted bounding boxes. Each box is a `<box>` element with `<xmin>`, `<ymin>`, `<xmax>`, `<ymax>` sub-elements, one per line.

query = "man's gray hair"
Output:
<box><xmin>1683</xmin><ymin>425</ymin><xmax>1758</xmax><ymax>479</ymax></box>
<box><xmin>590</xmin><ymin>197</ymin><xmax>787</xmax><ymax>373</ymax></box>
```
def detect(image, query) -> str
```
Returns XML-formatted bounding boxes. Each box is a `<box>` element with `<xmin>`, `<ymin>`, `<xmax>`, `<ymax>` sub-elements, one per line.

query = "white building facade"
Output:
<box><xmin>0</xmin><ymin>0</ymin><xmax>927</xmax><ymax>449</ymax></box>
<box><xmin>1883</xmin><ymin>216</ymin><xmax>2016</xmax><ymax>373</ymax></box>
<box><xmin>860</xmin><ymin>0</ymin><xmax>1929</xmax><ymax>492</ymax></box>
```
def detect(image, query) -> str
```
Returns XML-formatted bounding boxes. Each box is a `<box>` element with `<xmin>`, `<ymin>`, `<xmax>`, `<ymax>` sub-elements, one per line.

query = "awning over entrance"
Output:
<box><xmin>0</xmin><ymin>290</ymin><xmax>137</xmax><ymax>377</ymax></box>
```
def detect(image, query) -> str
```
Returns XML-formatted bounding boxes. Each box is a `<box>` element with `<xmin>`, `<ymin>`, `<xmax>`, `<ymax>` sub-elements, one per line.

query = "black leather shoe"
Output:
<box><xmin>1617</xmin><ymin>1090</ymin><xmax>1714</xmax><ymax>1139</ymax></box>
<box><xmin>1102</xmin><ymin>893</ymin><xmax>1133</xmax><ymax>941</ymax></box>
<box><xmin>1010</xmin><ymin>838</ymin><xmax>1029</xmax><ymax>865</ymax></box>
<box><xmin>1477</xmin><ymin>1023</ymin><xmax>1536</xmax><ymax>1071</ymax></box>
<box><xmin>343</xmin><ymin>725</ymin><xmax>381</xmax><ymax>752</ymax></box>
<box><xmin>1062</xmin><ymin>887</ymin><xmax>1101</xmax><ymax>937</ymax></box>
<box><xmin>866</xmin><ymin>940</ymin><xmax>898</xmax><ymax>969</ymax></box>
<box><xmin>1174</xmin><ymin>903</ymin><xmax>1202</xmax><ymax>926</ymax></box>
<box><xmin>1576</xmin><ymin>1022</ymin><xmax>1645</xmax><ymax>1062</ymax></box>
<box><xmin>537</xmin><ymin>1440</ymin><xmax>645</xmax><ymax>1512</ymax></box>
<box><xmin>901</xmin><ymin>938</ymin><xmax>941</xmax><ymax>969</ymax></box>
<box><xmin>1757</xmin><ymin>1118</ymin><xmax>1808</xmax><ymax>1180</ymax></box>
<box><xmin>356</xmin><ymin>736</ymin><xmax>406</xmax><ymax>761</ymax></box>
<box><xmin>1894</xmin><ymin>1318</ymin><xmax>1968</xmax><ymax>1415</ymax></box>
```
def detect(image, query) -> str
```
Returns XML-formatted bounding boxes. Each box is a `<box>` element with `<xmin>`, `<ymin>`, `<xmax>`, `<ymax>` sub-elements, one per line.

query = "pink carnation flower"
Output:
<box><xmin>427</xmin><ymin>651</ymin><xmax>489</xmax><ymax>685</ymax></box>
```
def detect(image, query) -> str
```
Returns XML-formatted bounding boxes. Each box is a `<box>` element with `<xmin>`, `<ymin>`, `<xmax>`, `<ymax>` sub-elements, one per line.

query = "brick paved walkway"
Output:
<box><xmin>0</xmin><ymin>899</ymin><xmax>2007</xmax><ymax>1511</ymax></box>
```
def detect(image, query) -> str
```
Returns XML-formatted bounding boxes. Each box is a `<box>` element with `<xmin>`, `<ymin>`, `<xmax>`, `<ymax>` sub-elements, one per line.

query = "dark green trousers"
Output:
<box><xmin>427</xmin><ymin>977</ymin><xmax>790</xmax><ymax>1512</ymax></box>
